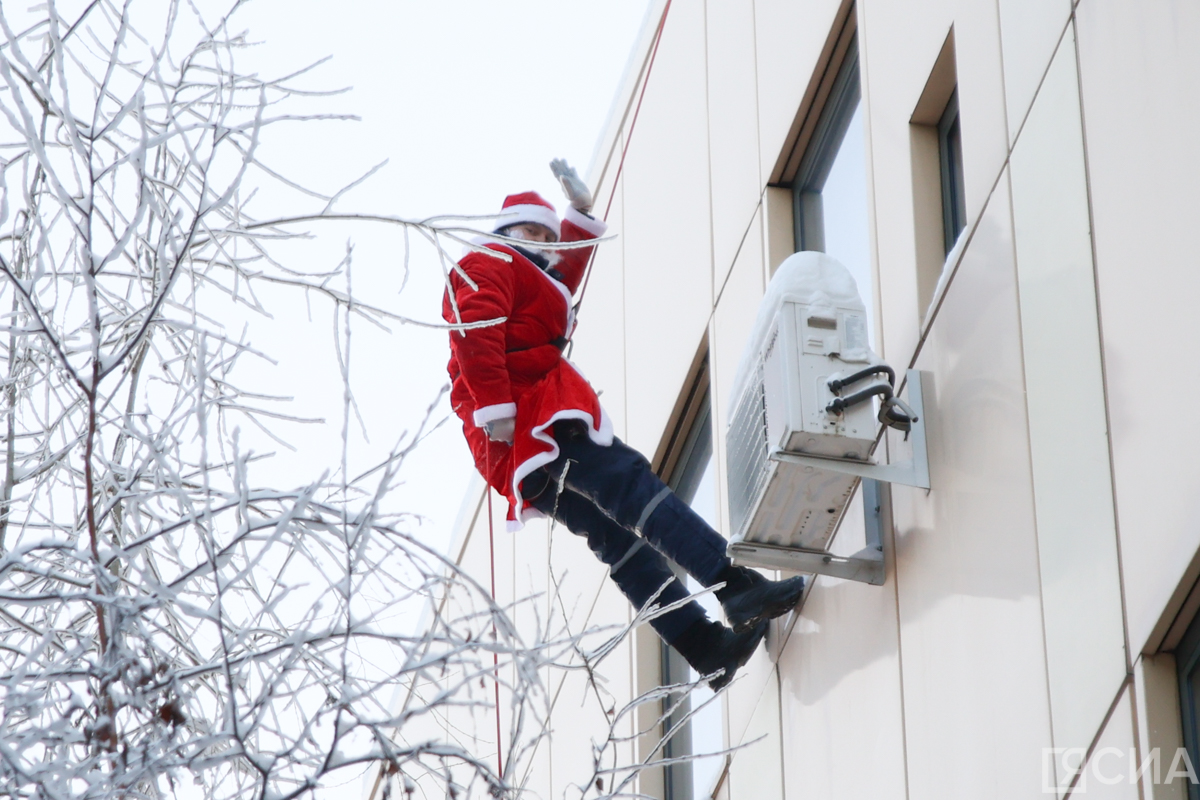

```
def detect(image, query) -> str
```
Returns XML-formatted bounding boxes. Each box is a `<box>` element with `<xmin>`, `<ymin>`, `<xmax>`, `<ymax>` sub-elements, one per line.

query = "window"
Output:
<box><xmin>791</xmin><ymin>35</ymin><xmax>875</xmax><ymax>345</ymax></box>
<box><xmin>650</xmin><ymin>352</ymin><xmax>724</xmax><ymax>800</ymax></box>
<box><xmin>910</xmin><ymin>29</ymin><xmax>961</xmax><ymax>320</ymax></box>
<box><xmin>938</xmin><ymin>89</ymin><xmax>967</xmax><ymax>254</ymax></box>
<box><xmin>661</xmin><ymin>395</ymin><xmax>724</xmax><ymax>800</ymax></box>
<box><xmin>1178</xmin><ymin>612</ymin><xmax>1200</xmax><ymax>799</ymax></box>
<box><xmin>767</xmin><ymin>18</ymin><xmax>891</xmax><ymax>584</ymax></box>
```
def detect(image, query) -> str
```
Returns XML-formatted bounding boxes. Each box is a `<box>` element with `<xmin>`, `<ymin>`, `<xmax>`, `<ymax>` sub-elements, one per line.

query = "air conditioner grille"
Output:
<box><xmin>727</xmin><ymin>362</ymin><xmax>769</xmax><ymax>539</ymax></box>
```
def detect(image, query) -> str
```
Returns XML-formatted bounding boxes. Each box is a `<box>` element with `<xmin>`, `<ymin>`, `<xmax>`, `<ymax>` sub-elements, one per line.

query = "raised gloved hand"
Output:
<box><xmin>485</xmin><ymin>417</ymin><xmax>516</xmax><ymax>444</ymax></box>
<box><xmin>550</xmin><ymin>158</ymin><xmax>592</xmax><ymax>213</ymax></box>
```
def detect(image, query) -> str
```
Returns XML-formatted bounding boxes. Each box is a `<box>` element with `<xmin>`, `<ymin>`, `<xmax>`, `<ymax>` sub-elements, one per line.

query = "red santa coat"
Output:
<box><xmin>443</xmin><ymin>206</ymin><xmax>610</xmax><ymax>529</ymax></box>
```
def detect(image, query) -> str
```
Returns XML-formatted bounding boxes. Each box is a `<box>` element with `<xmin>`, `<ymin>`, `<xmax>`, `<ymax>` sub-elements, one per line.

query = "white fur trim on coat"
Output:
<box><xmin>473</xmin><ymin>402</ymin><xmax>517</xmax><ymax>427</ymax></box>
<box><xmin>563</xmin><ymin>205</ymin><xmax>608</xmax><ymax>237</ymax></box>
<box><xmin>507</xmin><ymin>400</ymin><xmax>615</xmax><ymax>531</ymax></box>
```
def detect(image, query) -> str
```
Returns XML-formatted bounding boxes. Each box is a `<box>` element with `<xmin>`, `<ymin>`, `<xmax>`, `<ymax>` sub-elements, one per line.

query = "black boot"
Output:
<box><xmin>715</xmin><ymin>566</ymin><xmax>806</xmax><ymax>633</ymax></box>
<box><xmin>670</xmin><ymin>618</ymin><xmax>767</xmax><ymax>691</ymax></box>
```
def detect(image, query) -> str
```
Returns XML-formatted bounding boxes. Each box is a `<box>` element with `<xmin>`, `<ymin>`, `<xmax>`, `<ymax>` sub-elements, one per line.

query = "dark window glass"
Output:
<box><xmin>1177</xmin><ymin>611</ymin><xmax>1200</xmax><ymax>800</ymax></box>
<box><xmin>791</xmin><ymin>35</ymin><xmax>874</xmax><ymax>347</ymax></box>
<box><xmin>938</xmin><ymin>89</ymin><xmax>967</xmax><ymax>254</ymax></box>
<box><xmin>661</xmin><ymin>395</ymin><xmax>722</xmax><ymax>800</ymax></box>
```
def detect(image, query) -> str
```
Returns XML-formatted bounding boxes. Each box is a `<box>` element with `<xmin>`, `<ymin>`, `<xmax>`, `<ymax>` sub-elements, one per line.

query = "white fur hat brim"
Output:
<box><xmin>494</xmin><ymin>204</ymin><xmax>561</xmax><ymax>239</ymax></box>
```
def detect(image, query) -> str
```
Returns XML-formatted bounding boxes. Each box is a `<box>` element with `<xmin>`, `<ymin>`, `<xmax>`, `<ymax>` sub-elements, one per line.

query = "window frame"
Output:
<box><xmin>659</xmin><ymin>385</ymin><xmax>713</xmax><ymax>800</ymax></box>
<box><xmin>792</xmin><ymin>35</ymin><xmax>863</xmax><ymax>253</ymax></box>
<box><xmin>937</xmin><ymin>88</ymin><xmax>967</xmax><ymax>254</ymax></box>
<box><xmin>1177</xmin><ymin>611</ymin><xmax>1200</xmax><ymax>800</ymax></box>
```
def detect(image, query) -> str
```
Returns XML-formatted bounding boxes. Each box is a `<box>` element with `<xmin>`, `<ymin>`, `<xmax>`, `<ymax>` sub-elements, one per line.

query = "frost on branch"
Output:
<box><xmin>0</xmin><ymin>2</ymin><xmax>554</xmax><ymax>797</ymax></box>
<box><xmin>0</xmin><ymin>3</ymin><xmax>711</xmax><ymax>799</ymax></box>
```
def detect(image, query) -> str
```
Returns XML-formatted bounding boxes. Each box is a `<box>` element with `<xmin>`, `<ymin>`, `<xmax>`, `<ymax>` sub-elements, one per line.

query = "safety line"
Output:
<box><xmin>484</xmin><ymin>440</ymin><xmax>504</xmax><ymax>779</ymax></box>
<box><xmin>574</xmin><ymin>0</ymin><xmax>674</xmax><ymax>313</ymax></box>
<box><xmin>483</xmin><ymin>0</ymin><xmax>676</xmax><ymax>782</ymax></box>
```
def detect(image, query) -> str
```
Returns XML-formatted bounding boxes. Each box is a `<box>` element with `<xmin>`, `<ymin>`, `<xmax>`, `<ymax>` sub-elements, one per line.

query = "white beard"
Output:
<box><xmin>503</xmin><ymin>228</ymin><xmax>562</xmax><ymax>268</ymax></box>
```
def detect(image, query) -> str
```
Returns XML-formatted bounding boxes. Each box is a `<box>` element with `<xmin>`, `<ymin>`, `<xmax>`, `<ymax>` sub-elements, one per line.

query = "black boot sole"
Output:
<box><xmin>708</xmin><ymin>621</ymin><xmax>768</xmax><ymax>691</ymax></box>
<box><xmin>725</xmin><ymin>576</ymin><xmax>806</xmax><ymax>633</ymax></box>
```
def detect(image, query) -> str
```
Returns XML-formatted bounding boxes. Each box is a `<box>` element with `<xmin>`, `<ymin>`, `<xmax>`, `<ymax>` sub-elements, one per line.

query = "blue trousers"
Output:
<box><xmin>528</xmin><ymin>424</ymin><xmax>732</xmax><ymax>643</ymax></box>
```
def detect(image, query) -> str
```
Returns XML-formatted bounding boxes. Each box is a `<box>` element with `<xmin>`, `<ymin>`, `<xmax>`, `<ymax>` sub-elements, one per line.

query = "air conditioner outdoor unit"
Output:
<box><xmin>726</xmin><ymin>251</ymin><xmax>928</xmax><ymax>584</ymax></box>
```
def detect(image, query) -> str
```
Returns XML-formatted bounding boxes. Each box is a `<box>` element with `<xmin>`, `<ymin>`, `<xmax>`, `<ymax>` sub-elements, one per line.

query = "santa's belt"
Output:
<box><xmin>506</xmin><ymin>337</ymin><xmax>568</xmax><ymax>354</ymax></box>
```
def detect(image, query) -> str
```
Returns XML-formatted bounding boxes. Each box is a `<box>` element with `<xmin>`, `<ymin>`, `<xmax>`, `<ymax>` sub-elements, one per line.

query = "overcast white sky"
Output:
<box><xmin>225</xmin><ymin>1</ymin><xmax>651</xmax><ymax>554</ymax></box>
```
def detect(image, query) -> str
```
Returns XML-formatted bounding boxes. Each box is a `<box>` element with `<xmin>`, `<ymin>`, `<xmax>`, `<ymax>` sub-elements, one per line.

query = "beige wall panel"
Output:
<box><xmin>424</xmin><ymin>519</ymin><xmax>506</xmax><ymax>780</ymax></box>
<box><xmin>582</xmin><ymin>626</ymin><xmax>638</xmax><ymax>795</ymax></box>
<box><xmin>895</xmin><ymin>174</ymin><xmax>1053</xmax><ymax>799</ymax></box>
<box><xmin>632</xmin><ymin>624</ymin><xmax>665</xmax><ymax>800</ymax></box>
<box><xmin>773</xmin><ymin>489</ymin><xmax>903</xmax><ymax>800</ymax></box>
<box><xmin>726</xmin><ymin>673</ymin><xmax>785</xmax><ymax>800</ymax></box>
<box><xmin>512</xmin><ymin>520</ymin><xmax>550</xmax><ymax>688</ymax></box>
<box><xmin>539</xmin><ymin>523</ymin><xmax>613</xmax><ymax>720</ymax></box>
<box><xmin>543</xmin><ymin>577</ymin><xmax>637</xmax><ymax>797</ymax></box>
<box><xmin>572</xmin><ymin>177</ymin><xmax>628</xmax><ymax>440</ymax></box>
<box><xmin>469</xmin><ymin>499</ymin><xmax>512</xmax><ymax>628</ymax></box>
<box><xmin>762</xmin><ymin>186</ymin><xmax>793</xmax><ymax>278</ymax></box>
<box><xmin>711</xmin><ymin>208</ymin><xmax>766</xmax><ymax>537</ymax></box>
<box><xmin>589</xmin><ymin>126</ymin><xmax>626</xmax><ymax>221</ymax></box>
<box><xmin>454</xmin><ymin>506</ymin><xmax>516</xmax><ymax>761</ymax></box>
<box><xmin>949</xmin><ymin>0</ymin><xmax>1011</xmax><ymax>236</ymax></box>
<box><xmin>546</xmin><ymin>526</ymin><xmax>637</xmax><ymax>703</ymax></box>
<box><xmin>456</xmin><ymin>517</ymin><xmax>489</xmax><ymax>600</ymax></box>
<box><xmin>1009</xmin><ymin>30</ymin><xmax>1127</xmax><ymax>754</ymax></box>
<box><xmin>1075</xmin><ymin>0</ymin><xmax>1200</xmax><ymax>655</ymax></box>
<box><xmin>1064</xmin><ymin>685</ymin><xmax>1139</xmax><ymax>800</ymax></box>
<box><xmin>708</xmin><ymin>212</ymin><xmax>782</xmax><ymax>759</ymax></box>
<box><xmin>858</xmin><ymin>0</ymin><xmax>952</xmax><ymax>366</ymax></box>
<box><xmin>548</xmin><ymin>665</ymin><xmax>625</xmax><ymax>800</ymax></box>
<box><xmin>863</xmin><ymin>0</ymin><xmax>1010</xmax><ymax>261</ymax></box>
<box><xmin>517</xmin><ymin>728</ymin><xmax>553</xmax><ymax>800</ymax></box>
<box><xmin>775</xmin><ymin>553</ymin><xmax>907</xmax><ymax>800</ymax></box>
<box><xmin>620</xmin><ymin>0</ymin><xmax>715</xmax><ymax>453</ymax></box>
<box><xmin>996</xmin><ymin>0</ymin><xmax>1071</xmax><ymax>143</ymax></box>
<box><xmin>512</xmin><ymin>526</ymin><xmax>550</xmax><ymax>727</ymax></box>
<box><xmin>724</xmin><ymin>625</ymin><xmax>780</xmax><ymax>752</ymax></box>
<box><xmin>705</xmin><ymin>0</ymin><xmax>763</xmax><ymax>290</ymax></box>
<box><xmin>857</xmin><ymin>0</ymin><xmax>1009</xmax><ymax>368</ymax></box>
<box><xmin>1134</xmin><ymin>654</ymin><xmax>1188</xmax><ymax>800</ymax></box>
<box><xmin>752</xmin><ymin>0</ymin><xmax>844</xmax><ymax>182</ymax></box>
<box><xmin>547</xmin><ymin>525</ymin><xmax>617</xmax><ymax>662</ymax></box>
<box><xmin>495</xmin><ymin>508</ymin><xmax>519</xmax><ymax>769</ymax></box>
<box><xmin>588</xmin><ymin>569</ymin><xmax>638</xmax><ymax>689</ymax></box>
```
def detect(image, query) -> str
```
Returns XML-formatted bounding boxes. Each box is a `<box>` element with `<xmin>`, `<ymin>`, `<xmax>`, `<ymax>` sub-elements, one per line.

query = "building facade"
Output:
<box><xmin>384</xmin><ymin>1</ymin><xmax>1200</xmax><ymax>798</ymax></box>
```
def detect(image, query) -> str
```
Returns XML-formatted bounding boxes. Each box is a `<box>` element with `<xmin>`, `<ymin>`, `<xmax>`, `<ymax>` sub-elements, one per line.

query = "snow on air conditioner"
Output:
<box><xmin>726</xmin><ymin>251</ymin><xmax>930</xmax><ymax>584</ymax></box>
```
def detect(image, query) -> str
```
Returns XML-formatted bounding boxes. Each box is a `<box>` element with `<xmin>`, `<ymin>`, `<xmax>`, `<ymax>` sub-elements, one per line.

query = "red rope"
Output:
<box><xmin>574</xmin><ymin>0</ymin><xmax>674</xmax><ymax>310</ymax></box>
<box><xmin>480</xmin><ymin>1</ymin><xmax>675</xmax><ymax>782</ymax></box>
<box><xmin>484</xmin><ymin>440</ymin><xmax>504</xmax><ymax>779</ymax></box>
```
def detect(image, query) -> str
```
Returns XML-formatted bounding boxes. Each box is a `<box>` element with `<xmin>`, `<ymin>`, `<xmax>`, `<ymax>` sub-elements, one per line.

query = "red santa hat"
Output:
<box><xmin>493</xmin><ymin>191</ymin><xmax>561</xmax><ymax>240</ymax></box>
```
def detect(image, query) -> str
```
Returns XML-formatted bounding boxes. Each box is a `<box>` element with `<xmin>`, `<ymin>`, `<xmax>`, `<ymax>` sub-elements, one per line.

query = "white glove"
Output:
<box><xmin>485</xmin><ymin>417</ymin><xmax>516</xmax><ymax>444</ymax></box>
<box><xmin>550</xmin><ymin>158</ymin><xmax>592</xmax><ymax>213</ymax></box>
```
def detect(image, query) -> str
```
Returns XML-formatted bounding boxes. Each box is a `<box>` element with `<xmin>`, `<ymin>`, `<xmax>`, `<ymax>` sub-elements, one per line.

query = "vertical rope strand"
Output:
<box><xmin>482</xmin><ymin>0</ymin><xmax>676</xmax><ymax>782</ymax></box>
<box><xmin>573</xmin><ymin>0</ymin><xmax>674</xmax><ymax>316</ymax></box>
<box><xmin>484</xmin><ymin>439</ymin><xmax>504</xmax><ymax>779</ymax></box>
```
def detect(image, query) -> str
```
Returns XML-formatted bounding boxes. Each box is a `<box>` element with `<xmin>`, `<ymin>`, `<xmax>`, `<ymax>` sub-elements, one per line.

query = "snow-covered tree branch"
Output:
<box><xmin>0</xmin><ymin>2</ymin><xmax>542</xmax><ymax>797</ymax></box>
<box><xmin>0</xmin><ymin>3</ymin><xmax>710</xmax><ymax>799</ymax></box>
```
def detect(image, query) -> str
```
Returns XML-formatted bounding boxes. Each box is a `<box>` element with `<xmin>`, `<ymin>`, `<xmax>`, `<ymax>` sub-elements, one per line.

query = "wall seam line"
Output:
<box><xmin>1068</xmin><ymin>5</ymin><xmax>1135</xmax><ymax>669</ymax></box>
<box><xmin>1061</xmin><ymin>677</ymin><xmax>1137</xmax><ymax>799</ymax></box>
<box><xmin>1004</xmin><ymin>131</ymin><xmax>1062</xmax><ymax>795</ymax></box>
<box><xmin>713</xmin><ymin>199</ymin><xmax>764</xmax><ymax>310</ymax></box>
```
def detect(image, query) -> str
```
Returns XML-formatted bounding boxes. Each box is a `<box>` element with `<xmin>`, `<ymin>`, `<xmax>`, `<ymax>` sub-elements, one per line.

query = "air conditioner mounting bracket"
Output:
<box><xmin>768</xmin><ymin>368</ymin><xmax>930</xmax><ymax>490</ymax></box>
<box><xmin>730</xmin><ymin>370</ymin><xmax>930</xmax><ymax>585</ymax></box>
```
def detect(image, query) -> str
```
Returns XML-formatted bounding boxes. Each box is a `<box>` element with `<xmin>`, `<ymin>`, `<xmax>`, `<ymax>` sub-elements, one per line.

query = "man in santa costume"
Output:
<box><xmin>444</xmin><ymin>160</ymin><xmax>805</xmax><ymax>689</ymax></box>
